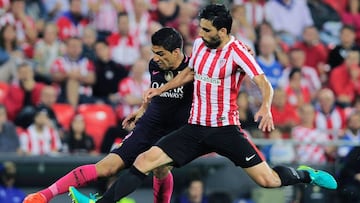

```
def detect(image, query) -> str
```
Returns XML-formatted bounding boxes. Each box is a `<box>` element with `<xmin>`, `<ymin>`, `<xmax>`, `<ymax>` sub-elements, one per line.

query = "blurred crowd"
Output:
<box><xmin>0</xmin><ymin>0</ymin><xmax>359</xmax><ymax>201</ymax></box>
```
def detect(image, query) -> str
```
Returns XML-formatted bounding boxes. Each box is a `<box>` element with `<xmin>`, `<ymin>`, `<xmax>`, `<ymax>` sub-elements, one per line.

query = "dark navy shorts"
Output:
<box><xmin>155</xmin><ymin>124</ymin><xmax>264</xmax><ymax>168</ymax></box>
<box><xmin>110</xmin><ymin>121</ymin><xmax>172</xmax><ymax>167</ymax></box>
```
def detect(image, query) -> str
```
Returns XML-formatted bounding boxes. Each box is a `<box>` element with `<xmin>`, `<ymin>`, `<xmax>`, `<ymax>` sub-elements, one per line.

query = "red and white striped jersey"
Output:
<box><xmin>188</xmin><ymin>37</ymin><xmax>263</xmax><ymax>127</ymax></box>
<box><xmin>19</xmin><ymin>125</ymin><xmax>62</xmax><ymax>155</ymax></box>
<box><xmin>292</xmin><ymin>126</ymin><xmax>329</xmax><ymax>164</ymax></box>
<box><xmin>116</xmin><ymin>76</ymin><xmax>150</xmax><ymax>119</ymax></box>
<box><xmin>315</xmin><ymin>107</ymin><xmax>346</xmax><ymax>140</ymax></box>
<box><xmin>51</xmin><ymin>56</ymin><xmax>95</xmax><ymax>96</ymax></box>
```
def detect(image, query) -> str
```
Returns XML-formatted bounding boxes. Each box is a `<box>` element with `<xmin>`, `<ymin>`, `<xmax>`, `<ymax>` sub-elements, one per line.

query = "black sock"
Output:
<box><xmin>273</xmin><ymin>166</ymin><xmax>311</xmax><ymax>186</ymax></box>
<box><xmin>97</xmin><ymin>166</ymin><xmax>147</xmax><ymax>203</ymax></box>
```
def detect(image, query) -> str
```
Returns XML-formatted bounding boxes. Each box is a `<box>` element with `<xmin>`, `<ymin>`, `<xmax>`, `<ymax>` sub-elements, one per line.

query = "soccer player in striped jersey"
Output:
<box><xmin>70</xmin><ymin>4</ymin><xmax>337</xmax><ymax>203</ymax></box>
<box><xmin>23</xmin><ymin>27</ymin><xmax>193</xmax><ymax>203</ymax></box>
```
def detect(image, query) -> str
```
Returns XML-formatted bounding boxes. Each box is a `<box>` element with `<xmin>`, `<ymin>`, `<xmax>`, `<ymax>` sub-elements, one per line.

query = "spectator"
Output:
<box><xmin>177</xmin><ymin>177</ymin><xmax>209</xmax><ymax>203</ymax></box>
<box><xmin>231</xmin><ymin>4</ymin><xmax>256</xmax><ymax>51</ymax></box>
<box><xmin>19</xmin><ymin>106</ymin><xmax>62</xmax><ymax>156</ymax></box>
<box><xmin>242</xmin><ymin>0</ymin><xmax>266</xmax><ymax>28</ymax></box>
<box><xmin>342</xmin><ymin>0</ymin><xmax>360</xmax><ymax>45</ymax></box>
<box><xmin>337</xmin><ymin>111</ymin><xmax>360</xmax><ymax>159</ymax></box>
<box><xmin>43</xmin><ymin>0</ymin><xmax>88</xmax><ymax>22</ymax></box>
<box><xmin>51</xmin><ymin>37</ymin><xmax>96</xmax><ymax>107</ymax></box>
<box><xmin>33</xmin><ymin>23</ymin><xmax>65</xmax><ymax>84</ymax></box>
<box><xmin>0</xmin><ymin>23</ymin><xmax>21</xmax><ymax>83</ymax></box>
<box><xmin>63</xmin><ymin>114</ymin><xmax>96</xmax><ymax>155</ymax></box>
<box><xmin>106</xmin><ymin>12</ymin><xmax>141</xmax><ymax>69</ymax></box>
<box><xmin>327</xmin><ymin>25</ymin><xmax>360</xmax><ymax>69</ymax></box>
<box><xmin>254</xmin><ymin>21</ymin><xmax>289</xmax><ymax>66</ymax></box>
<box><xmin>279</xmin><ymin>48</ymin><xmax>321</xmax><ymax>96</ymax></box>
<box><xmin>329</xmin><ymin>50</ymin><xmax>360</xmax><ymax>106</ymax></box>
<box><xmin>292</xmin><ymin>104</ymin><xmax>334</xmax><ymax>164</ymax></box>
<box><xmin>255</xmin><ymin>35</ymin><xmax>284</xmax><ymax>88</ymax></box>
<box><xmin>314</xmin><ymin>88</ymin><xmax>346</xmax><ymax>141</ymax></box>
<box><xmin>284</xmin><ymin>68</ymin><xmax>311</xmax><ymax>108</ymax></box>
<box><xmin>81</xmin><ymin>26</ymin><xmax>97</xmax><ymax>61</ymax></box>
<box><xmin>261</xmin><ymin>128</ymin><xmax>295</xmax><ymax>164</ymax></box>
<box><xmin>0</xmin><ymin>161</ymin><xmax>25</xmax><ymax>203</ymax></box>
<box><xmin>264</xmin><ymin>0</ymin><xmax>314</xmax><ymax>46</ymax></box>
<box><xmin>237</xmin><ymin>91</ymin><xmax>258</xmax><ymax>134</ymax></box>
<box><xmin>37</xmin><ymin>85</ymin><xmax>62</xmax><ymax>131</ymax></box>
<box><xmin>92</xmin><ymin>41</ymin><xmax>128</xmax><ymax>104</ymax></box>
<box><xmin>129</xmin><ymin>0</ymin><xmax>157</xmax><ymax>45</ymax></box>
<box><xmin>56</xmin><ymin>0</ymin><xmax>89</xmax><ymax>41</ymax></box>
<box><xmin>6</xmin><ymin>0</ymin><xmax>37</xmax><ymax>44</ymax></box>
<box><xmin>293</xmin><ymin>26</ymin><xmax>329</xmax><ymax>75</ymax></box>
<box><xmin>154</xmin><ymin>0</ymin><xmax>180</xmax><ymax>26</ymax></box>
<box><xmin>116</xmin><ymin>58</ymin><xmax>150</xmax><ymax>120</ymax></box>
<box><xmin>271</xmin><ymin>87</ymin><xmax>300</xmax><ymax>137</ymax></box>
<box><xmin>324</xmin><ymin>0</ymin><xmax>348</xmax><ymax>15</ymax></box>
<box><xmin>4</xmin><ymin>62</ymin><xmax>45</xmax><ymax>125</ymax></box>
<box><xmin>87</xmin><ymin>0</ymin><xmax>123</xmax><ymax>41</ymax></box>
<box><xmin>337</xmin><ymin>146</ymin><xmax>360</xmax><ymax>202</ymax></box>
<box><xmin>0</xmin><ymin>104</ymin><xmax>21</xmax><ymax>154</ymax></box>
<box><xmin>25</xmin><ymin>0</ymin><xmax>47</xmax><ymax>38</ymax></box>
<box><xmin>307</xmin><ymin>0</ymin><xmax>342</xmax><ymax>46</ymax></box>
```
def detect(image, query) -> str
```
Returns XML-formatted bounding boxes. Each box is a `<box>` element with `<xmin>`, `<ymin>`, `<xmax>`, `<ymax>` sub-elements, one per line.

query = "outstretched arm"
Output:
<box><xmin>144</xmin><ymin>67</ymin><xmax>194</xmax><ymax>103</ymax></box>
<box><xmin>252</xmin><ymin>74</ymin><xmax>275</xmax><ymax>132</ymax></box>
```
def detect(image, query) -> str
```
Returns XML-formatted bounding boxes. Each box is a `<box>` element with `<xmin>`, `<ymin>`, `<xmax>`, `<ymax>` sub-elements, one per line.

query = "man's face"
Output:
<box><xmin>151</xmin><ymin>45</ymin><xmax>177</xmax><ymax>70</ymax></box>
<box><xmin>66</xmin><ymin>38</ymin><xmax>83</xmax><ymax>59</ymax></box>
<box><xmin>199</xmin><ymin>19</ymin><xmax>221</xmax><ymax>49</ymax></box>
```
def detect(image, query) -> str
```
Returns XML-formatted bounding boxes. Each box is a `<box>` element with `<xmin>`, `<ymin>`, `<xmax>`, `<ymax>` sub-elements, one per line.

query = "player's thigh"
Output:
<box><xmin>111</xmin><ymin>129</ymin><xmax>161</xmax><ymax>167</ymax></box>
<box><xmin>206</xmin><ymin>126</ymin><xmax>264</xmax><ymax>168</ymax></box>
<box><xmin>95</xmin><ymin>153</ymin><xmax>125</xmax><ymax>177</ymax></box>
<box><xmin>155</xmin><ymin>124</ymin><xmax>210</xmax><ymax>167</ymax></box>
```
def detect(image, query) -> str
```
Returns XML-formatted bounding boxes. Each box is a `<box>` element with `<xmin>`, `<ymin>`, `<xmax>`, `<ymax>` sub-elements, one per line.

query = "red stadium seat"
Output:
<box><xmin>0</xmin><ymin>82</ymin><xmax>9</xmax><ymax>104</ymax></box>
<box><xmin>77</xmin><ymin>104</ymin><xmax>117</xmax><ymax>152</ymax></box>
<box><xmin>52</xmin><ymin>103</ymin><xmax>76</xmax><ymax>130</ymax></box>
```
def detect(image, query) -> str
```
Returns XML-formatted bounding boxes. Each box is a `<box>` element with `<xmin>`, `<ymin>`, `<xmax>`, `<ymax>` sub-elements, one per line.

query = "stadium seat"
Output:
<box><xmin>0</xmin><ymin>82</ymin><xmax>9</xmax><ymax>104</ymax></box>
<box><xmin>77</xmin><ymin>104</ymin><xmax>117</xmax><ymax>152</ymax></box>
<box><xmin>52</xmin><ymin>103</ymin><xmax>76</xmax><ymax>130</ymax></box>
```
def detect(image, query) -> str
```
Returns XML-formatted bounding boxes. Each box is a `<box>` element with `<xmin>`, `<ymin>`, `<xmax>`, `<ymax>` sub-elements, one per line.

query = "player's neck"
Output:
<box><xmin>218</xmin><ymin>35</ymin><xmax>231</xmax><ymax>49</ymax></box>
<box><xmin>171</xmin><ymin>53</ymin><xmax>185</xmax><ymax>70</ymax></box>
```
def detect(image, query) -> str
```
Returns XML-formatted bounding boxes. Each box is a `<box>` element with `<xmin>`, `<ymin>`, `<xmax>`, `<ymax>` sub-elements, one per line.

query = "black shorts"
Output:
<box><xmin>111</xmin><ymin>122</ymin><xmax>172</xmax><ymax>167</ymax></box>
<box><xmin>155</xmin><ymin>124</ymin><xmax>264</xmax><ymax>168</ymax></box>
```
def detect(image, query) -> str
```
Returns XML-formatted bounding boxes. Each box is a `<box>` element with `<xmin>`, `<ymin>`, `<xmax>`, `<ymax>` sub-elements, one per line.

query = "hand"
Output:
<box><xmin>143</xmin><ymin>88</ymin><xmax>162</xmax><ymax>103</ymax></box>
<box><xmin>122</xmin><ymin>109</ymin><xmax>144</xmax><ymax>131</ymax></box>
<box><xmin>254</xmin><ymin>106</ymin><xmax>274</xmax><ymax>132</ymax></box>
<box><xmin>68</xmin><ymin>70</ymin><xmax>81</xmax><ymax>80</ymax></box>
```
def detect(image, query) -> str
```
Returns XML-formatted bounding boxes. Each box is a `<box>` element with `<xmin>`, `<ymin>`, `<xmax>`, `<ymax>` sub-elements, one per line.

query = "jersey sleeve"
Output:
<box><xmin>232</xmin><ymin>40</ymin><xmax>263</xmax><ymax>79</ymax></box>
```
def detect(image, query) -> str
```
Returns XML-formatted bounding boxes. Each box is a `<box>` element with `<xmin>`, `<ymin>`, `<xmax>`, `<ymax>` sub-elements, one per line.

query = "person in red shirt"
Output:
<box><xmin>293</xmin><ymin>26</ymin><xmax>328</xmax><ymax>75</ymax></box>
<box><xmin>56</xmin><ymin>0</ymin><xmax>89</xmax><ymax>41</ymax></box>
<box><xmin>271</xmin><ymin>88</ymin><xmax>300</xmax><ymax>138</ymax></box>
<box><xmin>4</xmin><ymin>62</ymin><xmax>45</xmax><ymax>123</ymax></box>
<box><xmin>329</xmin><ymin>50</ymin><xmax>360</xmax><ymax>107</ymax></box>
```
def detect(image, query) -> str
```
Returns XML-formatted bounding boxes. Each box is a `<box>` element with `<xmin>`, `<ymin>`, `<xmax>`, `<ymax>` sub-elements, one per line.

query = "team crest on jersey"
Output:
<box><xmin>218</xmin><ymin>59</ymin><xmax>227</xmax><ymax>67</ymax></box>
<box><xmin>164</xmin><ymin>71</ymin><xmax>174</xmax><ymax>81</ymax></box>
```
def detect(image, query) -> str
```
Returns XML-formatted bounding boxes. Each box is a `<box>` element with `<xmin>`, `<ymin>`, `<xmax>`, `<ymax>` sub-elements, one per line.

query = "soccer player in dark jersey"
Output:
<box><xmin>23</xmin><ymin>27</ymin><xmax>193</xmax><ymax>203</ymax></box>
<box><xmin>70</xmin><ymin>4</ymin><xmax>337</xmax><ymax>203</ymax></box>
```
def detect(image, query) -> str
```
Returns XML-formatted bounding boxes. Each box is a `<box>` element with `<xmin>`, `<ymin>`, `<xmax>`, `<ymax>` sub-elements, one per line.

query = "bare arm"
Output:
<box><xmin>252</xmin><ymin>74</ymin><xmax>274</xmax><ymax>132</ymax></box>
<box><xmin>144</xmin><ymin>67</ymin><xmax>194</xmax><ymax>102</ymax></box>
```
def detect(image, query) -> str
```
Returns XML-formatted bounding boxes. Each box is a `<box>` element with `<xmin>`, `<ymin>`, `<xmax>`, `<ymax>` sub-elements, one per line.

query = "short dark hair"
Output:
<box><xmin>151</xmin><ymin>27</ymin><xmax>183</xmax><ymax>52</ymax></box>
<box><xmin>199</xmin><ymin>4</ymin><xmax>232</xmax><ymax>34</ymax></box>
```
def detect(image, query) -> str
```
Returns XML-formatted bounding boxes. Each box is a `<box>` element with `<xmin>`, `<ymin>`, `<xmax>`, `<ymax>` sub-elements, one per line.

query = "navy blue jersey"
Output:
<box><xmin>135</xmin><ymin>56</ymin><xmax>193</xmax><ymax>134</ymax></box>
<box><xmin>111</xmin><ymin>55</ymin><xmax>193</xmax><ymax>166</ymax></box>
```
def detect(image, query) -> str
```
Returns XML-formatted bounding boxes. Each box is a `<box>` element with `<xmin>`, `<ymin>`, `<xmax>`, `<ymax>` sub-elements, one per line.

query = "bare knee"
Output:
<box><xmin>134</xmin><ymin>147</ymin><xmax>172</xmax><ymax>174</ymax></box>
<box><xmin>95</xmin><ymin>154</ymin><xmax>125</xmax><ymax>177</ymax></box>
